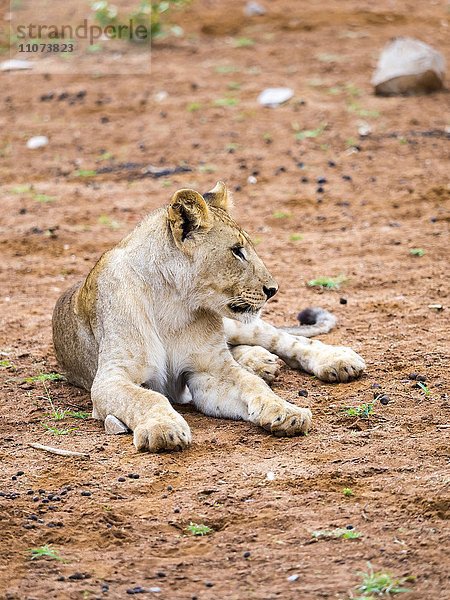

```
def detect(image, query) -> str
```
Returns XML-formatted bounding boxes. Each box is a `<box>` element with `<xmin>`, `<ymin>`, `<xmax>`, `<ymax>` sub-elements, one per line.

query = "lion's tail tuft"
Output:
<box><xmin>280</xmin><ymin>307</ymin><xmax>337</xmax><ymax>338</ymax></box>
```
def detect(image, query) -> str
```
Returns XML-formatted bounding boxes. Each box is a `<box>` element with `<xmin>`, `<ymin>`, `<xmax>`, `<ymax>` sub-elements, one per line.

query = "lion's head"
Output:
<box><xmin>167</xmin><ymin>182</ymin><xmax>278</xmax><ymax>321</ymax></box>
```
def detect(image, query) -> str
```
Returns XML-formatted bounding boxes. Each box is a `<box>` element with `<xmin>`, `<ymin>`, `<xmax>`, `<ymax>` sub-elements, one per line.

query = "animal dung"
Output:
<box><xmin>372</xmin><ymin>37</ymin><xmax>445</xmax><ymax>96</ymax></box>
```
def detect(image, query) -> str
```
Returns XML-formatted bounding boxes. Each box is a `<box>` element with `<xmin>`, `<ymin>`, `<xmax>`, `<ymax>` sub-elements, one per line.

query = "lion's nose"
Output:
<box><xmin>263</xmin><ymin>285</ymin><xmax>278</xmax><ymax>300</ymax></box>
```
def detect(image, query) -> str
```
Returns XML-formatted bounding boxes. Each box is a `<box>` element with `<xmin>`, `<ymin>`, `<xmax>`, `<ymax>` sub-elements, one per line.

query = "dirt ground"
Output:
<box><xmin>1</xmin><ymin>0</ymin><xmax>449</xmax><ymax>598</ymax></box>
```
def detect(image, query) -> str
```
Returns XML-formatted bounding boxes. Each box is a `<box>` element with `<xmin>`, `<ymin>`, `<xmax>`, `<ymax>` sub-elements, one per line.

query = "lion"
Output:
<box><xmin>52</xmin><ymin>182</ymin><xmax>365</xmax><ymax>452</ymax></box>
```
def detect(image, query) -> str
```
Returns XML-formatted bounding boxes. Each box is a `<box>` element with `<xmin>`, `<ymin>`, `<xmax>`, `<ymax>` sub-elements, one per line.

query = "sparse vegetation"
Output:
<box><xmin>233</xmin><ymin>37</ymin><xmax>255</xmax><ymax>48</ymax></box>
<box><xmin>344</xmin><ymin>402</ymin><xmax>375</xmax><ymax>419</ymax></box>
<box><xmin>343</xmin><ymin>487</ymin><xmax>354</xmax><ymax>497</ymax></box>
<box><xmin>289</xmin><ymin>233</ymin><xmax>303</xmax><ymax>242</ymax></box>
<box><xmin>273</xmin><ymin>211</ymin><xmax>290</xmax><ymax>219</ymax></box>
<box><xmin>185</xmin><ymin>522</ymin><xmax>213</xmax><ymax>536</ymax></box>
<box><xmin>91</xmin><ymin>0</ymin><xmax>189</xmax><ymax>41</ymax></box>
<box><xmin>295</xmin><ymin>124</ymin><xmax>326</xmax><ymax>141</ymax></box>
<box><xmin>417</xmin><ymin>382</ymin><xmax>431</xmax><ymax>397</ymax></box>
<box><xmin>312</xmin><ymin>527</ymin><xmax>361</xmax><ymax>540</ymax></box>
<box><xmin>29</xmin><ymin>545</ymin><xmax>63</xmax><ymax>561</ymax></box>
<box><xmin>409</xmin><ymin>248</ymin><xmax>425</xmax><ymax>257</ymax></box>
<box><xmin>74</xmin><ymin>169</ymin><xmax>97</xmax><ymax>178</ymax></box>
<box><xmin>42</xmin><ymin>423</ymin><xmax>77</xmax><ymax>435</ymax></box>
<box><xmin>25</xmin><ymin>372</ymin><xmax>64</xmax><ymax>383</ymax></box>
<box><xmin>213</xmin><ymin>97</ymin><xmax>239</xmax><ymax>107</ymax></box>
<box><xmin>0</xmin><ymin>359</ymin><xmax>14</xmax><ymax>369</ymax></box>
<box><xmin>98</xmin><ymin>215</ymin><xmax>121</xmax><ymax>230</ymax></box>
<box><xmin>307</xmin><ymin>275</ymin><xmax>347</xmax><ymax>290</ymax></box>
<box><xmin>355</xmin><ymin>564</ymin><xmax>410</xmax><ymax>596</ymax></box>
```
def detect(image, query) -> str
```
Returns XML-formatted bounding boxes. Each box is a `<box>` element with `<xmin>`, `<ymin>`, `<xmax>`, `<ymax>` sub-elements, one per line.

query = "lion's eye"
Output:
<box><xmin>231</xmin><ymin>246</ymin><xmax>247</xmax><ymax>262</ymax></box>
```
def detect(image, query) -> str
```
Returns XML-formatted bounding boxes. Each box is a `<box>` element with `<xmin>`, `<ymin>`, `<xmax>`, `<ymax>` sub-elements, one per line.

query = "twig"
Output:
<box><xmin>29</xmin><ymin>443</ymin><xmax>89</xmax><ymax>458</ymax></box>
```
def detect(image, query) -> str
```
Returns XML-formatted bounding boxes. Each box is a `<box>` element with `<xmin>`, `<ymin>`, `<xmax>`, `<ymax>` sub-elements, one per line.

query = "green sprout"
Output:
<box><xmin>356</xmin><ymin>563</ymin><xmax>410</xmax><ymax>596</ymax></box>
<box><xmin>213</xmin><ymin>97</ymin><xmax>239</xmax><ymax>107</ymax></box>
<box><xmin>29</xmin><ymin>545</ymin><xmax>63</xmax><ymax>561</ymax></box>
<box><xmin>24</xmin><ymin>372</ymin><xmax>64</xmax><ymax>383</ymax></box>
<box><xmin>98</xmin><ymin>215</ymin><xmax>121</xmax><ymax>230</ymax></box>
<box><xmin>74</xmin><ymin>169</ymin><xmax>97</xmax><ymax>178</ymax></box>
<box><xmin>343</xmin><ymin>487</ymin><xmax>354</xmax><ymax>497</ymax></box>
<box><xmin>0</xmin><ymin>359</ymin><xmax>14</xmax><ymax>369</ymax></box>
<box><xmin>409</xmin><ymin>248</ymin><xmax>425</xmax><ymax>257</ymax></box>
<box><xmin>344</xmin><ymin>403</ymin><xmax>375</xmax><ymax>419</ymax></box>
<box><xmin>307</xmin><ymin>275</ymin><xmax>347</xmax><ymax>290</ymax></box>
<box><xmin>289</xmin><ymin>233</ymin><xmax>303</xmax><ymax>242</ymax></box>
<box><xmin>273</xmin><ymin>211</ymin><xmax>291</xmax><ymax>219</ymax></box>
<box><xmin>185</xmin><ymin>522</ymin><xmax>213</xmax><ymax>536</ymax></box>
<box><xmin>417</xmin><ymin>382</ymin><xmax>431</xmax><ymax>397</ymax></box>
<box><xmin>295</xmin><ymin>124</ymin><xmax>326</xmax><ymax>140</ymax></box>
<box><xmin>42</xmin><ymin>423</ymin><xmax>77</xmax><ymax>435</ymax></box>
<box><xmin>312</xmin><ymin>528</ymin><xmax>361</xmax><ymax>540</ymax></box>
<box><xmin>233</xmin><ymin>37</ymin><xmax>254</xmax><ymax>48</ymax></box>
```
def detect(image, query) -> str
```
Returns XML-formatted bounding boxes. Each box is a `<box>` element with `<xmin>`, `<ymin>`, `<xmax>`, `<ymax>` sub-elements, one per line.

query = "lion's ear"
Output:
<box><xmin>168</xmin><ymin>189</ymin><xmax>211</xmax><ymax>248</ymax></box>
<box><xmin>203</xmin><ymin>181</ymin><xmax>232</xmax><ymax>212</ymax></box>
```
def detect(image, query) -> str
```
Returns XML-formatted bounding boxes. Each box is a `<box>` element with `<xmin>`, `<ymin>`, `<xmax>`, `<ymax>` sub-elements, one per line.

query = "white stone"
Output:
<box><xmin>258</xmin><ymin>87</ymin><xmax>294</xmax><ymax>107</ymax></box>
<box><xmin>26</xmin><ymin>136</ymin><xmax>48</xmax><ymax>150</ymax></box>
<box><xmin>0</xmin><ymin>59</ymin><xmax>33</xmax><ymax>71</ymax></box>
<box><xmin>104</xmin><ymin>414</ymin><xmax>129</xmax><ymax>435</ymax></box>
<box><xmin>266</xmin><ymin>471</ymin><xmax>275</xmax><ymax>481</ymax></box>
<box><xmin>372</xmin><ymin>37</ymin><xmax>445</xmax><ymax>96</ymax></box>
<box><xmin>245</xmin><ymin>2</ymin><xmax>266</xmax><ymax>16</ymax></box>
<box><xmin>287</xmin><ymin>574</ymin><xmax>299</xmax><ymax>582</ymax></box>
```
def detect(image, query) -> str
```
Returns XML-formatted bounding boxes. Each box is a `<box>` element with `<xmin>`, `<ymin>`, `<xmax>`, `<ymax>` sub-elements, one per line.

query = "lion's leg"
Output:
<box><xmin>229</xmin><ymin>344</ymin><xmax>280</xmax><ymax>384</ymax></box>
<box><xmin>91</xmin><ymin>371</ymin><xmax>191</xmax><ymax>452</ymax></box>
<box><xmin>187</xmin><ymin>349</ymin><xmax>311</xmax><ymax>436</ymax></box>
<box><xmin>223</xmin><ymin>318</ymin><xmax>365</xmax><ymax>383</ymax></box>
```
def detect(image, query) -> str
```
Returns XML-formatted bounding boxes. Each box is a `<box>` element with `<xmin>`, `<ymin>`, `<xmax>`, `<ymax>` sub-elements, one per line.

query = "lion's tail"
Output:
<box><xmin>279</xmin><ymin>307</ymin><xmax>337</xmax><ymax>338</ymax></box>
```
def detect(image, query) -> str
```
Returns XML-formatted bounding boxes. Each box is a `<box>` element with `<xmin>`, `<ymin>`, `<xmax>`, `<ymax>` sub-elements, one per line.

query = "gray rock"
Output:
<box><xmin>372</xmin><ymin>37</ymin><xmax>445</xmax><ymax>96</ymax></box>
<box><xmin>104</xmin><ymin>414</ymin><xmax>129</xmax><ymax>435</ymax></box>
<box><xmin>245</xmin><ymin>2</ymin><xmax>266</xmax><ymax>16</ymax></box>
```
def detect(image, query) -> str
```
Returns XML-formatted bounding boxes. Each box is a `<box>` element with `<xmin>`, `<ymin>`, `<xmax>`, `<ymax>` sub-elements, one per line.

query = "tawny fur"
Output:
<box><xmin>52</xmin><ymin>182</ymin><xmax>365</xmax><ymax>452</ymax></box>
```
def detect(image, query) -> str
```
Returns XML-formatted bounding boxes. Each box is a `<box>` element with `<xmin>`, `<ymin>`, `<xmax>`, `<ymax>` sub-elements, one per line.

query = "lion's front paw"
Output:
<box><xmin>312</xmin><ymin>346</ymin><xmax>366</xmax><ymax>383</ymax></box>
<box><xmin>231</xmin><ymin>345</ymin><xmax>280</xmax><ymax>384</ymax></box>
<box><xmin>249</xmin><ymin>397</ymin><xmax>312</xmax><ymax>437</ymax></box>
<box><xmin>133</xmin><ymin>409</ymin><xmax>192</xmax><ymax>452</ymax></box>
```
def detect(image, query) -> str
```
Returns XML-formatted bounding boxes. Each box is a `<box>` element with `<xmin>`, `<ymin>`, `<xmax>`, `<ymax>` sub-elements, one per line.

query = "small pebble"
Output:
<box><xmin>408</xmin><ymin>373</ymin><xmax>418</xmax><ymax>380</ymax></box>
<box><xmin>328</xmin><ymin>160</ymin><xmax>336</xmax><ymax>167</ymax></box>
<box><xmin>81</xmin><ymin>491</ymin><xmax>92</xmax><ymax>497</ymax></box>
<box><xmin>118</xmin><ymin>477</ymin><xmax>126</xmax><ymax>482</ymax></box>
<box><xmin>287</xmin><ymin>574</ymin><xmax>299</xmax><ymax>582</ymax></box>
<box><xmin>298</xmin><ymin>389</ymin><xmax>308</xmax><ymax>397</ymax></box>
<box><xmin>317</xmin><ymin>176</ymin><xmax>327</xmax><ymax>184</ymax></box>
<box><xmin>316</xmin><ymin>186</ymin><xmax>324</xmax><ymax>193</ymax></box>
<box><xmin>11</xmin><ymin>476</ymin><xmax>17</xmax><ymax>481</ymax></box>
<box><xmin>342</xmin><ymin>174</ymin><xmax>352</xmax><ymax>181</ymax></box>
<box><xmin>372</xmin><ymin>383</ymin><xmax>382</xmax><ymax>388</ymax></box>
<box><xmin>38</xmin><ymin>489</ymin><xmax>46</xmax><ymax>494</ymax></box>
<box><xmin>32</xmin><ymin>496</ymin><xmax>39</xmax><ymax>502</ymax></box>
<box><xmin>346</xmin><ymin>524</ymin><xmax>354</xmax><ymax>530</ymax></box>
<box><xmin>127</xmin><ymin>586</ymin><xmax>145</xmax><ymax>595</ymax></box>
<box><xmin>101</xmin><ymin>584</ymin><xmax>109</xmax><ymax>592</ymax></box>
<box><xmin>243</xmin><ymin>551</ymin><xmax>251</xmax><ymax>558</ymax></box>
<box><xmin>416</xmin><ymin>375</ymin><xmax>426</xmax><ymax>382</ymax></box>
<box><xmin>297</xmin><ymin>162</ymin><xmax>305</xmax><ymax>169</ymax></box>
<box><xmin>16</xmin><ymin>471</ymin><xmax>24</xmax><ymax>476</ymax></box>
<box><xmin>379</xmin><ymin>395</ymin><xmax>390</xmax><ymax>405</ymax></box>
<box><xmin>339</xmin><ymin>297</ymin><xmax>347</xmax><ymax>305</ymax></box>
<box><xmin>301</xmin><ymin>176</ymin><xmax>309</xmax><ymax>183</ymax></box>
<box><xmin>174</xmin><ymin>507</ymin><xmax>180</xmax><ymax>513</ymax></box>
<box><xmin>205</xmin><ymin>582</ymin><xmax>214</xmax><ymax>588</ymax></box>
<box><xmin>149</xmin><ymin>588</ymin><xmax>161</xmax><ymax>594</ymax></box>
<box><xmin>167</xmin><ymin>485</ymin><xmax>173</xmax><ymax>491</ymax></box>
<box><xmin>157</xmin><ymin>572</ymin><xmax>166</xmax><ymax>578</ymax></box>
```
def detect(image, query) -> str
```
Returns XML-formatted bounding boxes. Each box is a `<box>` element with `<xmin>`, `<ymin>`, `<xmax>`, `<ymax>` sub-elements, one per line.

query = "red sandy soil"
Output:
<box><xmin>0</xmin><ymin>1</ymin><xmax>449</xmax><ymax>598</ymax></box>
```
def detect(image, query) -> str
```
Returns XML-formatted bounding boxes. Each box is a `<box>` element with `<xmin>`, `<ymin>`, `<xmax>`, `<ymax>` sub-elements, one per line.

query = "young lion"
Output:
<box><xmin>52</xmin><ymin>182</ymin><xmax>365</xmax><ymax>452</ymax></box>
